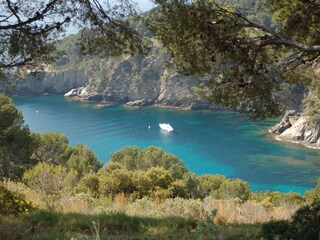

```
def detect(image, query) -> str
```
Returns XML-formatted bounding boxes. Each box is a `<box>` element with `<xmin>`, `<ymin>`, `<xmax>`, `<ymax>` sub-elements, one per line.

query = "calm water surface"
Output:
<box><xmin>14</xmin><ymin>95</ymin><xmax>320</xmax><ymax>194</ymax></box>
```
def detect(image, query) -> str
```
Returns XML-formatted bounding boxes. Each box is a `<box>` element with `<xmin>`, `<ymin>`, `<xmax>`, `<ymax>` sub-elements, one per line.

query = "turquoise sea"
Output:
<box><xmin>14</xmin><ymin>95</ymin><xmax>320</xmax><ymax>194</ymax></box>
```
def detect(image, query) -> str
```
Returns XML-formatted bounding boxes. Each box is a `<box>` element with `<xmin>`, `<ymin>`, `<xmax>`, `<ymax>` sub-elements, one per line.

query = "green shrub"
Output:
<box><xmin>0</xmin><ymin>94</ymin><xmax>35</xmax><ymax>180</ymax></box>
<box><xmin>198</xmin><ymin>174</ymin><xmax>227</xmax><ymax>198</ymax></box>
<box><xmin>0</xmin><ymin>182</ymin><xmax>35</xmax><ymax>216</ymax></box>
<box><xmin>292</xmin><ymin>202</ymin><xmax>320</xmax><ymax>240</ymax></box>
<box><xmin>99</xmin><ymin>169</ymin><xmax>135</xmax><ymax>196</ymax></box>
<box><xmin>110</xmin><ymin>146</ymin><xmax>140</xmax><ymax>170</ymax></box>
<box><xmin>67</xmin><ymin>144</ymin><xmax>102</xmax><ymax>179</ymax></box>
<box><xmin>304</xmin><ymin>177</ymin><xmax>320</xmax><ymax>203</ymax></box>
<box><xmin>182</xmin><ymin>172</ymin><xmax>200</xmax><ymax>198</ymax></box>
<box><xmin>261</xmin><ymin>220</ymin><xmax>293</xmax><ymax>240</ymax></box>
<box><xmin>110</xmin><ymin>146</ymin><xmax>188</xmax><ymax>179</ymax></box>
<box><xmin>261</xmin><ymin>202</ymin><xmax>320</xmax><ymax>240</ymax></box>
<box><xmin>144</xmin><ymin>166</ymin><xmax>173</xmax><ymax>190</ymax></box>
<box><xmin>75</xmin><ymin>173</ymin><xmax>100</xmax><ymax>197</ymax></box>
<box><xmin>212</xmin><ymin>178</ymin><xmax>251</xmax><ymax>201</ymax></box>
<box><xmin>23</xmin><ymin>163</ymin><xmax>76</xmax><ymax>207</ymax></box>
<box><xmin>98</xmin><ymin>162</ymin><xmax>124</xmax><ymax>175</ymax></box>
<box><xmin>251</xmin><ymin>191</ymin><xmax>304</xmax><ymax>206</ymax></box>
<box><xmin>171</xmin><ymin>179</ymin><xmax>189</xmax><ymax>198</ymax></box>
<box><xmin>193</xmin><ymin>210</ymin><xmax>220</xmax><ymax>239</ymax></box>
<box><xmin>304</xmin><ymin>189</ymin><xmax>320</xmax><ymax>203</ymax></box>
<box><xmin>31</xmin><ymin>132</ymin><xmax>71</xmax><ymax>164</ymax></box>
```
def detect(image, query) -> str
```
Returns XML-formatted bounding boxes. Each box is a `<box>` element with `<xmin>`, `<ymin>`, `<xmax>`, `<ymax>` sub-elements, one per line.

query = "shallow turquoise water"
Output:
<box><xmin>14</xmin><ymin>95</ymin><xmax>320</xmax><ymax>194</ymax></box>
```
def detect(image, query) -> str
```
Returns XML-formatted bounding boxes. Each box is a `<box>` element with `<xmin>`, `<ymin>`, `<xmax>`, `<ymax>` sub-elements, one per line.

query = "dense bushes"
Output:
<box><xmin>97</xmin><ymin>146</ymin><xmax>192</xmax><ymax>198</ymax></box>
<box><xmin>304</xmin><ymin>177</ymin><xmax>320</xmax><ymax>203</ymax></box>
<box><xmin>250</xmin><ymin>191</ymin><xmax>305</xmax><ymax>207</ymax></box>
<box><xmin>0</xmin><ymin>94</ymin><xmax>102</xmax><ymax>183</ymax></box>
<box><xmin>261</xmin><ymin>202</ymin><xmax>320</xmax><ymax>240</ymax></box>
<box><xmin>110</xmin><ymin>146</ymin><xmax>188</xmax><ymax>179</ymax></box>
<box><xmin>67</xmin><ymin>144</ymin><xmax>103</xmax><ymax>179</ymax></box>
<box><xmin>31</xmin><ymin>132</ymin><xmax>70</xmax><ymax>164</ymax></box>
<box><xmin>197</xmin><ymin>174</ymin><xmax>227</xmax><ymax>198</ymax></box>
<box><xmin>98</xmin><ymin>155</ymin><xmax>191</xmax><ymax>199</ymax></box>
<box><xmin>96</xmin><ymin>146</ymin><xmax>253</xmax><ymax>200</ymax></box>
<box><xmin>0</xmin><ymin>94</ymin><xmax>35</xmax><ymax>179</ymax></box>
<box><xmin>212</xmin><ymin>178</ymin><xmax>251</xmax><ymax>201</ymax></box>
<box><xmin>0</xmin><ymin>183</ymin><xmax>35</xmax><ymax>216</ymax></box>
<box><xmin>3</xmin><ymin>132</ymin><xmax>320</xmax><ymax>215</ymax></box>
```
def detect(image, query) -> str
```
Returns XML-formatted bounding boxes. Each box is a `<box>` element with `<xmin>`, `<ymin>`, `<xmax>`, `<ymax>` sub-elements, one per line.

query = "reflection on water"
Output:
<box><xmin>14</xmin><ymin>95</ymin><xmax>320</xmax><ymax>194</ymax></box>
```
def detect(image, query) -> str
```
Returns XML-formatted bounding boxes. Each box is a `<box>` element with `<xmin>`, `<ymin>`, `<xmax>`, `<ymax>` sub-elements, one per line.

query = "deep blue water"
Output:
<box><xmin>14</xmin><ymin>95</ymin><xmax>320</xmax><ymax>194</ymax></box>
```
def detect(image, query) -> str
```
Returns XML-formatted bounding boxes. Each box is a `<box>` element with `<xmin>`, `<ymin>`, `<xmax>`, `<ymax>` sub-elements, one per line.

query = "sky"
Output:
<box><xmin>136</xmin><ymin>0</ymin><xmax>155</xmax><ymax>12</ymax></box>
<box><xmin>67</xmin><ymin>0</ymin><xmax>155</xmax><ymax>34</ymax></box>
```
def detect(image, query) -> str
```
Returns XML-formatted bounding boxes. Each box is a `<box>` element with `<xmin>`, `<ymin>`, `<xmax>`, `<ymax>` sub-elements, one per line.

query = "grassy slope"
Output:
<box><xmin>0</xmin><ymin>211</ymin><xmax>262</xmax><ymax>240</ymax></box>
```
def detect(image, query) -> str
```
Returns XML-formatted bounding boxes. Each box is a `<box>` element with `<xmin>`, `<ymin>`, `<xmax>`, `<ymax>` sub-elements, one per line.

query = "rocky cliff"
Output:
<box><xmin>15</xmin><ymin>67</ymin><xmax>89</xmax><ymax>94</ymax></box>
<box><xmin>14</xmin><ymin>36</ymin><xmax>213</xmax><ymax>110</ymax></box>
<box><xmin>269</xmin><ymin>110</ymin><xmax>320</xmax><ymax>149</ymax></box>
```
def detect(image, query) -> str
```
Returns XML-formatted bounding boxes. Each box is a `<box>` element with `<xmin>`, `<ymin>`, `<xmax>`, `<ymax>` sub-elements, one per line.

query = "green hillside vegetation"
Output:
<box><xmin>51</xmin><ymin>15</ymin><xmax>154</xmax><ymax>70</ymax></box>
<box><xmin>0</xmin><ymin>93</ymin><xmax>319</xmax><ymax>239</ymax></box>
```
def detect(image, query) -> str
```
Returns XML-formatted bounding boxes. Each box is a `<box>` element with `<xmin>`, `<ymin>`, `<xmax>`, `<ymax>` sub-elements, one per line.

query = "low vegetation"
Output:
<box><xmin>0</xmin><ymin>93</ymin><xmax>319</xmax><ymax>239</ymax></box>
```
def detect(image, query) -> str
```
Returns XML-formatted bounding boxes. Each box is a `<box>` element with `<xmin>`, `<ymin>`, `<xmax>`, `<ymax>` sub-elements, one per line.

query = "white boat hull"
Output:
<box><xmin>159</xmin><ymin>123</ymin><xmax>174</xmax><ymax>132</ymax></box>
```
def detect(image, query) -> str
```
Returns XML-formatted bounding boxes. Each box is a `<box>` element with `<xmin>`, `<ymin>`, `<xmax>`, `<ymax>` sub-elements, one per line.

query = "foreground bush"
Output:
<box><xmin>23</xmin><ymin>163</ymin><xmax>76</xmax><ymax>207</ymax></box>
<box><xmin>304</xmin><ymin>177</ymin><xmax>320</xmax><ymax>203</ymax></box>
<box><xmin>110</xmin><ymin>146</ymin><xmax>188</xmax><ymax>179</ymax></box>
<box><xmin>0</xmin><ymin>94</ymin><xmax>35</xmax><ymax>180</ymax></box>
<box><xmin>0</xmin><ymin>183</ymin><xmax>35</xmax><ymax>216</ymax></box>
<box><xmin>261</xmin><ymin>202</ymin><xmax>320</xmax><ymax>240</ymax></box>
<box><xmin>212</xmin><ymin>178</ymin><xmax>251</xmax><ymax>201</ymax></box>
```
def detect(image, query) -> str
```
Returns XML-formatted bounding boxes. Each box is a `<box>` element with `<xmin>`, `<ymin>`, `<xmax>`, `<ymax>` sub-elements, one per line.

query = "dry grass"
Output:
<box><xmin>0</xmin><ymin>216</ymin><xmax>28</xmax><ymax>240</ymax></box>
<box><xmin>2</xmin><ymin>180</ymin><xmax>300</xmax><ymax>224</ymax></box>
<box><xmin>125</xmin><ymin>196</ymin><xmax>299</xmax><ymax>223</ymax></box>
<box><xmin>113</xmin><ymin>192</ymin><xmax>127</xmax><ymax>212</ymax></box>
<box><xmin>203</xmin><ymin>197</ymin><xmax>300</xmax><ymax>223</ymax></box>
<box><xmin>41</xmin><ymin>195</ymin><xmax>302</xmax><ymax>223</ymax></box>
<box><xmin>126</xmin><ymin>197</ymin><xmax>205</xmax><ymax>219</ymax></box>
<box><xmin>56</xmin><ymin>196</ymin><xmax>91</xmax><ymax>214</ymax></box>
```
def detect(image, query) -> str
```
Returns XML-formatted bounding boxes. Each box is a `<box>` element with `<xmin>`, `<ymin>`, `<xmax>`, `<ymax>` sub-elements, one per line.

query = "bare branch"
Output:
<box><xmin>212</xmin><ymin>4</ymin><xmax>320</xmax><ymax>54</ymax></box>
<box><xmin>0</xmin><ymin>0</ymin><xmax>60</xmax><ymax>30</ymax></box>
<box><xmin>6</xmin><ymin>0</ymin><xmax>22</xmax><ymax>24</ymax></box>
<box><xmin>249</xmin><ymin>38</ymin><xmax>320</xmax><ymax>52</ymax></box>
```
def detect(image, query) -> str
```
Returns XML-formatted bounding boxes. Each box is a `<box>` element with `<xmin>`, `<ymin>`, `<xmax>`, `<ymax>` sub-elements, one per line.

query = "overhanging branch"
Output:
<box><xmin>213</xmin><ymin>4</ymin><xmax>320</xmax><ymax>54</ymax></box>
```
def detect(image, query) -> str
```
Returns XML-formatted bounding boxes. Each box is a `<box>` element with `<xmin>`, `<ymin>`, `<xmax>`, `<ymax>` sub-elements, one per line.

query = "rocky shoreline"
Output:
<box><xmin>64</xmin><ymin>92</ymin><xmax>216</xmax><ymax>111</ymax></box>
<box><xmin>269</xmin><ymin>110</ymin><xmax>320</xmax><ymax>149</ymax></box>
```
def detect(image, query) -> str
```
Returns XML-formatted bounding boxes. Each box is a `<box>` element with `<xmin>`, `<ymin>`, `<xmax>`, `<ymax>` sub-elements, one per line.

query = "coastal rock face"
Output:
<box><xmin>14</xmin><ymin>54</ymin><xmax>211</xmax><ymax>109</ymax></box>
<box><xmin>15</xmin><ymin>68</ymin><xmax>89</xmax><ymax>94</ymax></box>
<box><xmin>270</xmin><ymin>110</ymin><xmax>320</xmax><ymax>149</ymax></box>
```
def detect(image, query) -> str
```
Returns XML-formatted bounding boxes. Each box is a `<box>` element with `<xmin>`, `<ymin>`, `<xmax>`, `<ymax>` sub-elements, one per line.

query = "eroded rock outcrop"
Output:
<box><xmin>15</xmin><ymin>67</ymin><xmax>89</xmax><ymax>94</ymax></box>
<box><xmin>14</xmin><ymin>53</ymin><xmax>213</xmax><ymax>109</ymax></box>
<box><xmin>269</xmin><ymin>110</ymin><xmax>320</xmax><ymax>149</ymax></box>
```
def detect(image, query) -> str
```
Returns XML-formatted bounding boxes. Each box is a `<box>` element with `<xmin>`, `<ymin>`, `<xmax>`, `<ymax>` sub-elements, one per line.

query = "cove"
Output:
<box><xmin>14</xmin><ymin>95</ymin><xmax>320</xmax><ymax>194</ymax></box>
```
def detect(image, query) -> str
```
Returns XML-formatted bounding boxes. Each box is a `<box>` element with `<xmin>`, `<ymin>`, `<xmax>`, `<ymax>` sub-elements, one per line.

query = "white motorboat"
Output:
<box><xmin>159</xmin><ymin>123</ymin><xmax>174</xmax><ymax>132</ymax></box>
